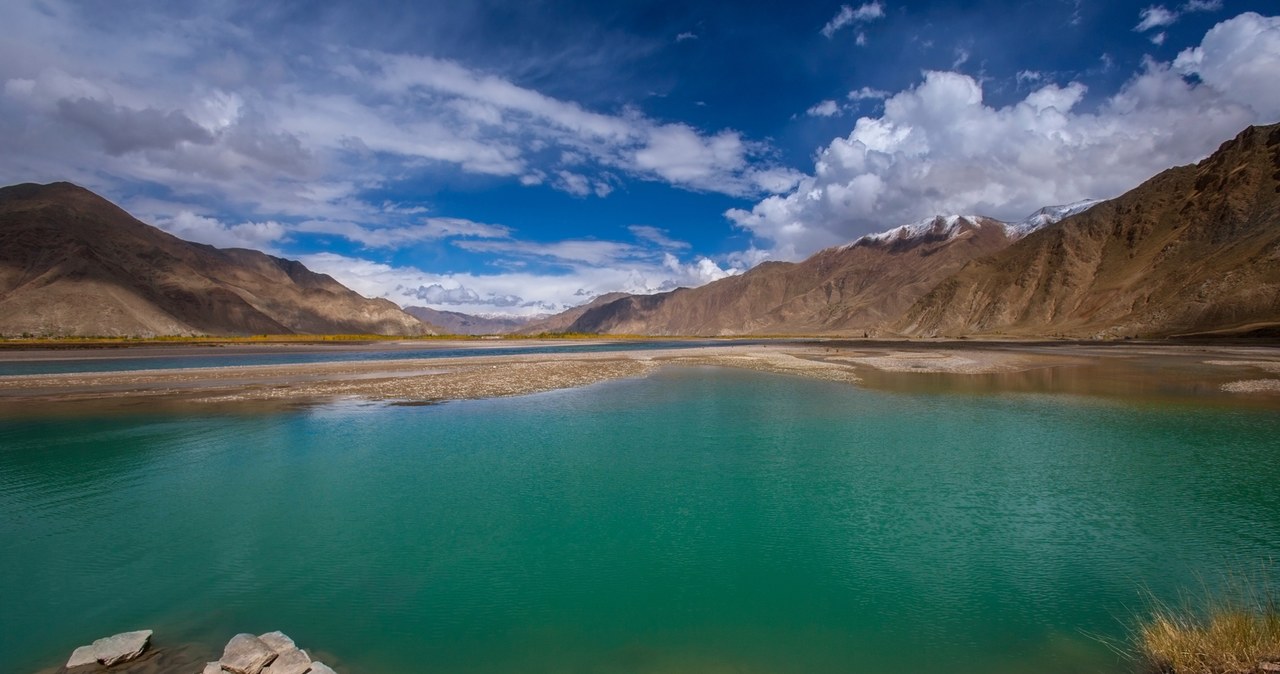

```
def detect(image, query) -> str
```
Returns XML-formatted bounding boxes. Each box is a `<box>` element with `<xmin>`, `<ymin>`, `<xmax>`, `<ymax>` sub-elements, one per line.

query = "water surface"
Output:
<box><xmin>2</xmin><ymin>367</ymin><xmax>1278</xmax><ymax>673</ymax></box>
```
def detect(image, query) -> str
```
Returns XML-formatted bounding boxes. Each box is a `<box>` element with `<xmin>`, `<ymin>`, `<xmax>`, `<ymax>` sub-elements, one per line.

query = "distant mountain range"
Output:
<box><xmin>0</xmin><ymin>182</ymin><xmax>435</xmax><ymax>337</ymax></box>
<box><xmin>402</xmin><ymin>306</ymin><xmax>529</xmax><ymax>336</ymax></box>
<box><xmin>3</xmin><ymin>123</ymin><xmax>1276</xmax><ymax>339</ymax></box>
<box><xmin>533</xmin><ymin>123</ymin><xmax>1280</xmax><ymax>339</ymax></box>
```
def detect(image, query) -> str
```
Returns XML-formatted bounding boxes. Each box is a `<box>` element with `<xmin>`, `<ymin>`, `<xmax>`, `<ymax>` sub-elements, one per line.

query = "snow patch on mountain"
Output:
<box><xmin>841</xmin><ymin>199</ymin><xmax>1101</xmax><ymax>250</ymax></box>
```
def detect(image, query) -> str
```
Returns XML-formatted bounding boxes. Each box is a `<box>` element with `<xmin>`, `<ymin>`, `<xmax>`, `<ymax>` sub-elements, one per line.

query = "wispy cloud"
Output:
<box><xmin>821</xmin><ymin>2</ymin><xmax>885</xmax><ymax>39</ymax></box>
<box><xmin>1135</xmin><ymin>5</ymin><xmax>1179</xmax><ymax>31</ymax></box>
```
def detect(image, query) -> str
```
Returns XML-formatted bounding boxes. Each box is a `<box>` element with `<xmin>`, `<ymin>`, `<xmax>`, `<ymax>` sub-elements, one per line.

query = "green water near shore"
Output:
<box><xmin>2</xmin><ymin>367</ymin><xmax>1278</xmax><ymax>673</ymax></box>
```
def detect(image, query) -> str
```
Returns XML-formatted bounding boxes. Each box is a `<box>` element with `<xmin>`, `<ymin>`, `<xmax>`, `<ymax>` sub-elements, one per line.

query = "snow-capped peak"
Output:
<box><xmin>1008</xmin><ymin>199</ymin><xmax>1102</xmax><ymax>236</ymax></box>
<box><xmin>847</xmin><ymin>214</ymin><xmax>987</xmax><ymax>248</ymax></box>
<box><xmin>837</xmin><ymin>199</ymin><xmax>1102</xmax><ymax>252</ymax></box>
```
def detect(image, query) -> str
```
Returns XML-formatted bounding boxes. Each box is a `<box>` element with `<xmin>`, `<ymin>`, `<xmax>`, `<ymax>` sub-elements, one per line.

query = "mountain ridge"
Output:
<box><xmin>0</xmin><ymin>182</ymin><xmax>436</xmax><ymax>337</ymax></box>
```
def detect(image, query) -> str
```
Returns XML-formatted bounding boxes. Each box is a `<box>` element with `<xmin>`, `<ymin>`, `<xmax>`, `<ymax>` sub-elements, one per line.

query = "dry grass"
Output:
<box><xmin>1137</xmin><ymin>575</ymin><xmax>1280</xmax><ymax>673</ymax></box>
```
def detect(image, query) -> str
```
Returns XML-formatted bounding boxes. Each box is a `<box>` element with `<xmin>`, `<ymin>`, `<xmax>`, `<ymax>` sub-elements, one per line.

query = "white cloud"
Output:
<box><xmin>1136</xmin><ymin>6</ymin><xmax>1179</xmax><ymax>31</ymax></box>
<box><xmin>1151</xmin><ymin>32</ymin><xmax>1167</xmax><ymax>45</ymax></box>
<box><xmin>1174</xmin><ymin>12</ymin><xmax>1280</xmax><ymax>119</ymax></box>
<box><xmin>1183</xmin><ymin>0</ymin><xmax>1222</xmax><ymax>12</ymax></box>
<box><xmin>629</xmin><ymin>225</ymin><xmax>690</xmax><ymax>249</ymax></box>
<box><xmin>0</xmin><ymin>0</ymin><xmax>795</xmax><ymax>232</ymax></box>
<box><xmin>1016</xmin><ymin>70</ymin><xmax>1043</xmax><ymax>84</ymax></box>
<box><xmin>807</xmin><ymin>100</ymin><xmax>842</xmax><ymax>117</ymax></box>
<box><xmin>848</xmin><ymin>86</ymin><xmax>890</xmax><ymax>100</ymax></box>
<box><xmin>294</xmin><ymin>217</ymin><xmax>511</xmax><ymax>248</ymax></box>
<box><xmin>675</xmin><ymin>32</ymin><xmax>698</xmax><ymax>42</ymax></box>
<box><xmin>822</xmin><ymin>2</ymin><xmax>885</xmax><ymax>39</ymax></box>
<box><xmin>153</xmin><ymin>211</ymin><xmax>288</xmax><ymax>251</ymax></box>
<box><xmin>298</xmin><ymin>251</ymin><xmax>743</xmax><ymax>318</ymax></box>
<box><xmin>727</xmin><ymin>12</ymin><xmax>1280</xmax><ymax>258</ymax></box>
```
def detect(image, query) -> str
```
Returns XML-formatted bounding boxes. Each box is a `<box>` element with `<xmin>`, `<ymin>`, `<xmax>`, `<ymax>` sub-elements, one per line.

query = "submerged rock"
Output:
<box><xmin>308</xmin><ymin>663</ymin><xmax>336</xmax><ymax>674</ymax></box>
<box><xmin>218</xmin><ymin>634</ymin><xmax>278</xmax><ymax>674</ymax></box>
<box><xmin>66</xmin><ymin>630</ymin><xmax>153</xmax><ymax>668</ymax></box>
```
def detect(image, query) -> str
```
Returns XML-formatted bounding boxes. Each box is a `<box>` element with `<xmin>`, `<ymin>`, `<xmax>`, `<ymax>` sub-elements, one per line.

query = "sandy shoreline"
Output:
<box><xmin>2</xmin><ymin>341</ymin><xmax>1279</xmax><ymax>413</ymax></box>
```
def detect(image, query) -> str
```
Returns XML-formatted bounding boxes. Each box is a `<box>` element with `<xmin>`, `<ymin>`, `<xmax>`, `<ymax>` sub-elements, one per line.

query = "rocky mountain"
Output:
<box><xmin>515</xmin><ymin>292</ymin><xmax>632</xmax><ymax>334</ymax></box>
<box><xmin>899</xmin><ymin>123</ymin><xmax>1280</xmax><ymax>338</ymax></box>
<box><xmin>0</xmin><ymin>182</ymin><xmax>434</xmax><ymax>337</ymax></box>
<box><xmin>559</xmin><ymin>211</ymin><xmax>1079</xmax><ymax>336</ymax></box>
<box><xmin>403</xmin><ymin>306</ymin><xmax>529</xmax><ymax>335</ymax></box>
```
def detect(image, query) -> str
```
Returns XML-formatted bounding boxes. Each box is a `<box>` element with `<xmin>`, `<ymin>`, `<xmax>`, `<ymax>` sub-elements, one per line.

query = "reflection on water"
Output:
<box><xmin>849</xmin><ymin>348</ymin><xmax>1280</xmax><ymax>409</ymax></box>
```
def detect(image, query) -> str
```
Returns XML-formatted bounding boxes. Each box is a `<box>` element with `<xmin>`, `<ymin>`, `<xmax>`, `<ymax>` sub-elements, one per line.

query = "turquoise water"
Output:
<box><xmin>0</xmin><ymin>340</ymin><xmax>750</xmax><ymax>376</ymax></box>
<box><xmin>2</xmin><ymin>367</ymin><xmax>1279</xmax><ymax>673</ymax></box>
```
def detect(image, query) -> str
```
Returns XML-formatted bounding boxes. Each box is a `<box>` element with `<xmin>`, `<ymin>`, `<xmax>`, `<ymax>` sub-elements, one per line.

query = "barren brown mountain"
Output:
<box><xmin>0</xmin><ymin>182</ymin><xmax>434</xmax><ymax>337</ymax></box>
<box><xmin>899</xmin><ymin>123</ymin><xmax>1280</xmax><ymax>339</ymax></box>
<box><xmin>562</xmin><ymin>216</ymin><xmax>1041</xmax><ymax>336</ymax></box>
<box><xmin>516</xmin><ymin>292</ymin><xmax>632</xmax><ymax>334</ymax></box>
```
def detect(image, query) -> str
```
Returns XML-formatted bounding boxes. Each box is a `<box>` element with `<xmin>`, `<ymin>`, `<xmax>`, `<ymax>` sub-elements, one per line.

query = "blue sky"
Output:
<box><xmin>1</xmin><ymin>0</ymin><xmax>1278</xmax><ymax>316</ymax></box>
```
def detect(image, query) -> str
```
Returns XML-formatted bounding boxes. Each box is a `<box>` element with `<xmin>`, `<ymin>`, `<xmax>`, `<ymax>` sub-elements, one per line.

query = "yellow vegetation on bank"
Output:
<box><xmin>1137</xmin><ymin>576</ymin><xmax>1280</xmax><ymax>674</ymax></box>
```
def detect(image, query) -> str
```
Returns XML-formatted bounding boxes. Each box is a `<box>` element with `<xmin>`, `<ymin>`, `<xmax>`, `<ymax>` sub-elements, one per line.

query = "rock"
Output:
<box><xmin>308</xmin><ymin>663</ymin><xmax>336</xmax><ymax>674</ymax></box>
<box><xmin>66</xmin><ymin>645</ymin><xmax>98</xmax><ymax>669</ymax></box>
<box><xmin>96</xmin><ymin>631</ymin><xmax>154</xmax><ymax>667</ymax></box>
<box><xmin>261</xmin><ymin>648</ymin><xmax>311</xmax><ymax>674</ymax></box>
<box><xmin>67</xmin><ymin>630</ymin><xmax>153</xmax><ymax>668</ymax></box>
<box><xmin>203</xmin><ymin>662</ymin><xmax>223</xmax><ymax>674</ymax></box>
<box><xmin>257</xmin><ymin>632</ymin><xmax>296</xmax><ymax>655</ymax></box>
<box><xmin>1259</xmin><ymin>662</ymin><xmax>1280</xmax><ymax>673</ymax></box>
<box><xmin>219</xmin><ymin>634</ymin><xmax>278</xmax><ymax>674</ymax></box>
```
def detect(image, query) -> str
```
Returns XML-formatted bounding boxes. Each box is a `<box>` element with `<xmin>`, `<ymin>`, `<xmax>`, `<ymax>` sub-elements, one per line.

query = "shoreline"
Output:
<box><xmin>1</xmin><ymin>341</ymin><xmax>1278</xmax><ymax>414</ymax></box>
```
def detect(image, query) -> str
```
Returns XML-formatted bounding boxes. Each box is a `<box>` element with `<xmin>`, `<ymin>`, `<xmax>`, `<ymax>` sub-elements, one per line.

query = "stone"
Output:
<box><xmin>66</xmin><ymin>645</ymin><xmax>99</xmax><ymax>669</ymax></box>
<box><xmin>67</xmin><ymin>630</ymin><xmax>152</xmax><ymax>668</ymax></box>
<box><xmin>261</xmin><ymin>648</ymin><xmax>312</xmax><ymax>674</ymax></box>
<box><xmin>219</xmin><ymin>634</ymin><xmax>278</xmax><ymax>674</ymax></box>
<box><xmin>308</xmin><ymin>662</ymin><xmax>336</xmax><ymax>674</ymax></box>
<box><xmin>1258</xmin><ymin>662</ymin><xmax>1280</xmax><ymax>673</ymax></box>
<box><xmin>257</xmin><ymin>632</ymin><xmax>297</xmax><ymax>655</ymax></box>
<box><xmin>203</xmin><ymin>662</ymin><xmax>223</xmax><ymax>674</ymax></box>
<box><xmin>95</xmin><ymin>630</ymin><xmax>153</xmax><ymax>667</ymax></box>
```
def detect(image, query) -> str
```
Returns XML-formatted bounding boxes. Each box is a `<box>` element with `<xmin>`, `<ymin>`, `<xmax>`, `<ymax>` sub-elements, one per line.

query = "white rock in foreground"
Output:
<box><xmin>219</xmin><ymin>634</ymin><xmax>278</xmax><ymax>674</ymax></box>
<box><xmin>66</xmin><ymin>630</ymin><xmax>153</xmax><ymax>668</ymax></box>
<box><xmin>261</xmin><ymin>648</ymin><xmax>312</xmax><ymax>674</ymax></box>
<box><xmin>257</xmin><ymin>631</ymin><xmax>297</xmax><ymax>655</ymax></box>
<box><xmin>66</xmin><ymin>645</ymin><xmax>99</xmax><ymax>669</ymax></box>
<box><xmin>203</xmin><ymin>662</ymin><xmax>223</xmax><ymax>674</ymax></box>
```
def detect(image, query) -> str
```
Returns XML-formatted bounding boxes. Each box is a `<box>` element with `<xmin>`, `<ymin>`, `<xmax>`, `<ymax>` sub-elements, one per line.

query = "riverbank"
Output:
<box><xmin>1</xmin><ymin>341</ymin><xmax>1278</xmax><ymax>414</ymax></box>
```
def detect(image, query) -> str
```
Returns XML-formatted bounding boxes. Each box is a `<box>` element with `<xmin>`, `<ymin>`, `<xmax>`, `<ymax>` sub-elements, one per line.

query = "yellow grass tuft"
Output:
<box><xmin>1137</xmin><ymin>573</ymin><xmax>1280</xmax><ymax>674</ymax></box>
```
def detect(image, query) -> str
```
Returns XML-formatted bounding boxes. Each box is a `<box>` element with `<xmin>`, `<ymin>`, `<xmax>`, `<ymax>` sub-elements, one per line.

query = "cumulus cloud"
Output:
<box><xmin>727</xmin><ymin>12</ymin><xmax>1280</xmax><ymax>258</ymax></box>
<box><xmin>822</xmin><ymin>2</ymin><xmax>886</xmax><ymax>38</ymax></box>
<box><xmin>298</xmin><ymin>251</ymin><xmax>743</xmax><ymax>318</ymax></box>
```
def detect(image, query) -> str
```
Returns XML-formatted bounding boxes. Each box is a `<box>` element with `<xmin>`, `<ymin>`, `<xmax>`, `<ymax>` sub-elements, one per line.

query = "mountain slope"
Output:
<box><xmin>403</xmin><ymin>306</ymin><xmax>528</xmax><ymax>335</ymax></box>
<box><xmin>0</xmin><ymin>182</ymin><xmax>434</xmax><ymax>337</ymax></box>
<box><xmin>515</xmin><ymin>292</ymin><xmax>632</xmax><ymax>334</ymax></box>
<box><xmin>563</xmin><ymin>214</ymin><xmax>1066</xmax><ymax>336</ymax></box>
<box><xmin>898</xmin><ymin>123</ymin><xmax>1280</xmax><ymax>338</ymax></box>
